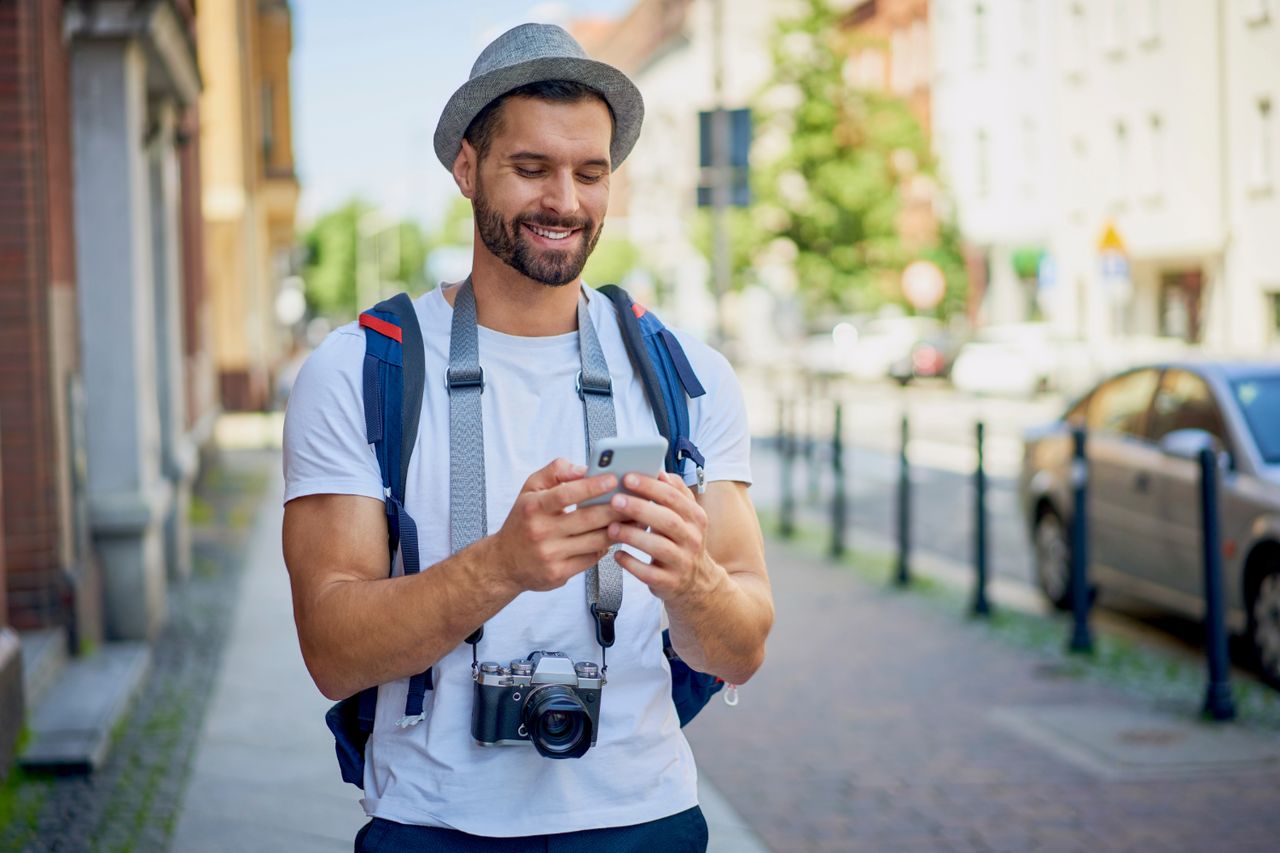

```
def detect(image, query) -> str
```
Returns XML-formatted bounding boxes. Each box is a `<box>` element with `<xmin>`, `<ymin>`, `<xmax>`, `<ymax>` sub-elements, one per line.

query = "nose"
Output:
<box><xmin>540</xmin><ymin>169</ymin><xmax>580</xmax><ymax>218</ymax></box>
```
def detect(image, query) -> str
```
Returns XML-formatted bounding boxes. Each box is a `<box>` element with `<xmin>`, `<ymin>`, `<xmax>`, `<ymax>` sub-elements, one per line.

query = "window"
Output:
<box><xmin>261</xmin><ymin>82</ymin><xmax>275</xmax><ymax>165</ymax></box>
<box><xmin>1149</xmin><ymin>370</ymin><xmax>1229</xmax><ymax>452</ymax></box>
<box><xmin>1067</xmin><ymin>3</ymin><xmax>1088</xmax><ymax>78</ymax></box>
<box><xmin>1103</xmin><ymin>0</ymin><xmax>1128</xmax><ymax>56</ymax></box>
<box><xmin>1138</xmin><ymin>0</ymin><xmax>1161</xmax><ymax>45</ymax></box>
<box><xmin>1233</xmin><ymin>374</ymin><xmax>1280</xmax><ymax>465</ymax></box>
<box><xmin>1087</xmin><ymin>369</ymin><xmax>1160</xmax><ymax>438</ymax></box>
<box><xmin>977</xmin><ymin>130</ymin><xmax>990</xmax><ymax>198</ymax></box>
<box><xmin>1017</xmin><ymin>0</ymin><xmax>1036</xmax><ymax>66</ymax></box>
<box><xmin>1253</xmin><ymin>97</ymin><xmax>1275</xmax><ymax>189</ymax></box>
<box><xmin>974</xmin><ymin>3</ymin><xmax>988</xmax><ymax>69</ymax></box>
<box><xmin>1113</xmin><ymin>121</ymin><xmax>1130</xmax><ymax>205</ymax></box>
<box><xmin>1144</xmin><ymin>114</ymin><xmax>1165</xmax><ymax>199</ymax></box>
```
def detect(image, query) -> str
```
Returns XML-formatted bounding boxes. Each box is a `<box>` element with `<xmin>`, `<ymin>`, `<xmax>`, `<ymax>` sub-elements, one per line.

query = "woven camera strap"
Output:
<box><xmin>407</xmin><ymin>279</ymin><xmax>620</xmax><ymax>727</ymax></box>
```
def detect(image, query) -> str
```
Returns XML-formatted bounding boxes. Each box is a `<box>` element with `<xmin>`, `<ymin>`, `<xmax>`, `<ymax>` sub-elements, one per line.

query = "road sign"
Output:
<box><xmin>902</xmin><ymin>260</ymin><xmax>946</xmax><ymax>311</ymax></box>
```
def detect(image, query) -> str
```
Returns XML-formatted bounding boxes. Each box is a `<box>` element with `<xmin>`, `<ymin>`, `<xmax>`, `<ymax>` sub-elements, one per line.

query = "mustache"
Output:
<box><xmin>516</xmin><ymin>213</ymin><xmax>593</xmax><ymax>231</ymax></box>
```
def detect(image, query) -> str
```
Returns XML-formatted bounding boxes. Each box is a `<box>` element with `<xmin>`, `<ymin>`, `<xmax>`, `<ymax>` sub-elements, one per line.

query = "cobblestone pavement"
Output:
<box><xmin>0</xmin><ymin>450</ymin><xmax>272</xmax><ymax>853</ymax></box>
<box><xmin>684</xmin><ymin>537</ymin><xmax>1280</xmax><ymax>852</ymax></box>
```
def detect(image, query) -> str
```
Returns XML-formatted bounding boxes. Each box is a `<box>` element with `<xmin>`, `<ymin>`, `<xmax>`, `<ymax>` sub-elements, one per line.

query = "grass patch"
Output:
<box><xmin>0</xmin><ymin>733</ymin><xmax>49</xmax><ymax>847</ymax></box>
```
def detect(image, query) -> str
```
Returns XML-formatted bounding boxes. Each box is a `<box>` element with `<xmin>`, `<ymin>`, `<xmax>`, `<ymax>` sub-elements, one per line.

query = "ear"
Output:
<box><xmin>453</xmin><ymin>140</ymin><xmax>478</xmax><ymax>199</ymax></box>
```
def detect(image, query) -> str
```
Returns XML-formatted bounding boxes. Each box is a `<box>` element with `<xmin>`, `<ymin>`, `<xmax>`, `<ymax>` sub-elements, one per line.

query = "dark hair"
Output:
<box><xmin>463</xmin><ymin>80</ymin><xmax>616</xmax><ymax>162</ymax></box>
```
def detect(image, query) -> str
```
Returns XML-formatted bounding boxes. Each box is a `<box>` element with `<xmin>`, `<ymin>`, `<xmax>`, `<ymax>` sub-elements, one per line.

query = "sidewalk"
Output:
<box><xmin>683</xmin><ymin>532</ymin><xmax>1280</xmax><ymax>852</ymax></box>
<box><xmin>170</xmin><ymin>464</ymin><xmax>767</xmax><ymax>851</ymax></box>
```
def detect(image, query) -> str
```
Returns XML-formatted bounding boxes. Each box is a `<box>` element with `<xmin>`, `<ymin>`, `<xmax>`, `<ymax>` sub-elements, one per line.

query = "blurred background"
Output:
<box><xmin>1</xmin><ymin>1</ymin><xmax>1279</xmax><ymax>850</ymax></box>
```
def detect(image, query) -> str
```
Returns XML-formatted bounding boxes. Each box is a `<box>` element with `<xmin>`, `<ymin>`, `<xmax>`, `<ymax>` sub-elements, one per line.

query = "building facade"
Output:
<box><xmin>198</xmin><ymin>0</ymin><xmax>299</xmax><ymax>411</ymax></box>
<box><xmin>0</xmin><ymin>0</ymin><xmax>220</xmax><ymax>769</ymax></box>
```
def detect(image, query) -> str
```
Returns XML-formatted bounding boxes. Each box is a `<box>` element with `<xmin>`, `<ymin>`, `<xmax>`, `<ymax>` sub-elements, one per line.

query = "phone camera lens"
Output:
<box><xmin>599</xmin><ymin>450</ymin><xmax>613</xmax><ymax>467</ymax></box>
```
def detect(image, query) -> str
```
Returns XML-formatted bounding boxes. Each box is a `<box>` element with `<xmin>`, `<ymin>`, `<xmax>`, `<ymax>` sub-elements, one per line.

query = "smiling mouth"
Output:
<box><xmin>523</xmin><ymin>222</ymin><xmax>580</xmax><ymax>243</ymax></box>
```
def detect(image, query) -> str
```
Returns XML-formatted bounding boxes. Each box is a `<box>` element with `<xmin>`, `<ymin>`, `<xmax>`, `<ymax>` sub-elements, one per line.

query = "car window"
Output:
<box><xmin>1086</xmin><ymin>369</ymin><xmax>1159</xmax><ymax>438</ymax></box>
<box><xmin>1232</xmin><ymin>375</ymin><xmax>1280</xmax><ymax>465</ymax></box>
<box><xmin>1148</xmin><ymin>370</ymin><xmax>1229</xmax><ymax>451</ymax></box>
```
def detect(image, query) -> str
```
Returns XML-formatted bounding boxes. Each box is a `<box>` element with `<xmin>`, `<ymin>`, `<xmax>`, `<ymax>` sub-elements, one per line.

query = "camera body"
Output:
<box><xmin>471</xmin><ymin>651</ymin><xmax>604</xmax><ymax>759</ymax></box>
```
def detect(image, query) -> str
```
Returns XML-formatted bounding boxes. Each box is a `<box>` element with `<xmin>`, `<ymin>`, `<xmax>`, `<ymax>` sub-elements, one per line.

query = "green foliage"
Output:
<box><xmin>582</xmin><ymin>237</ymin><xmax>639</xmax><ymax>287</ymax></box>
<box><xmin>301</xmin><ymin>201</ymin><xmax>432</xmax><ymax>320</ymax></box>
<box><xmin>752</xmin><ymin>0</ymin><xmax>966</xmax><ymax>317</ymax></box>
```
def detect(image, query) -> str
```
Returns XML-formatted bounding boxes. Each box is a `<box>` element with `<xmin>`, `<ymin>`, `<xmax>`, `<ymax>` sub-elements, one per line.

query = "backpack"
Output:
<box><xmin>325</xmin><ymin>285</ymin><xmax>725</xmax><ymax>789</ymax></box>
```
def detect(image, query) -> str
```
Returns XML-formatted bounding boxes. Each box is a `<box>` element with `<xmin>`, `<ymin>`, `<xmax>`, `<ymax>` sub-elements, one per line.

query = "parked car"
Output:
<box><xmin>1020</xmin><ymin>362</ymin><xmax>1280</xmax><ymax>685</ymax></box>
<box><xmin>845</xmin><ymin>316</ymin><xmax>942</xmax><ymax>381</ymax></box>
<box><xmin>888</xmin><ymin>330</ymin><xmax>965</xmax><ymax>383</ymax></box>
<box><xmin>951</xmin><ymin>323</ymin><xmax>1093</xmax><ymax>397</ymax></box>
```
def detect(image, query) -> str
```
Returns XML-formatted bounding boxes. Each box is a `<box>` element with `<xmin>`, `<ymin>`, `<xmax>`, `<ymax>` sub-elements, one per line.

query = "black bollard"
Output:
<box><xmin>895</xmin><ymin>412</ymin><xmax>911</xmax><ymax>587</ymax></box>
<box><xmin>972</xmin><ymin>421</ymin><xmax>991</xmax><ymax>616</ymax></box>
<box><xmin>1068</xmin><ymin>426</ymin><xmax>1094</xmax><ymax>654</ymax></box>
<box><xmin>1199</xmin><ymin>446</ymin><xmax>1236</xmax><ymax>721</ymax></box>
<box><xmin>779</xmin><ymin>398</ymin><xmax>795</xmax><ymax>539</ymax></box>
<box><xmin>805</xmin><ymin>378</ymin><xmax>820</xmax><ymax>505</ymax></box>
<box><xmin>829</xmin><ymin>402</ymin><xmax>846</xmax><ymax>559</ymax></box>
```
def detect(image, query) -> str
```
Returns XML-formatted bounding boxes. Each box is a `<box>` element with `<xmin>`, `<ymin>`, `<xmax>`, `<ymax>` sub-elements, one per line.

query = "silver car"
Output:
<box><xmin>1020</xmin><ymin>362</ymin><xmax>1280</xmax><ymax>685</ymax></box>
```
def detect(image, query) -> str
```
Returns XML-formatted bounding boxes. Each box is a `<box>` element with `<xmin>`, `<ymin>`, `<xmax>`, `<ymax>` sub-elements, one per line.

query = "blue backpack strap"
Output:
<box><xmin>358</xmin><ymin>293</ymin><xmax>432</xmax><ymax>726</ymax></box>
<box><xmin>598</xmin><ymin>285</ymin><xmax>707</xmax><ymax>488</ymax></box>
<box><xmin>598</xmin><ymin>285</ymin><xmax>725</xmax><ymax>725</ymax></box>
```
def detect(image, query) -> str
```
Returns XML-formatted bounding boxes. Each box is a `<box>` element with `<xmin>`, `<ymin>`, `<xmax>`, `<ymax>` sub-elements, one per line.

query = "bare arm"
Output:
<box><xmin>283</xmin><ymin>459</ymin><xmax>623</xmax><ymax>700</ymax></box>
<box><xmin>607</xmin><ymin>475</ymin><xmax>773</xmax><ymax>685</ymax></box>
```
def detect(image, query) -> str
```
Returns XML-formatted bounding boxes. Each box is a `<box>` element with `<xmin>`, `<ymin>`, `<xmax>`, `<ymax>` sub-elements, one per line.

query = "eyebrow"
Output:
<box><xmin>508</xmin><ymin>151</ymin><xmax>611</xmax><ymax>170</ymax></box>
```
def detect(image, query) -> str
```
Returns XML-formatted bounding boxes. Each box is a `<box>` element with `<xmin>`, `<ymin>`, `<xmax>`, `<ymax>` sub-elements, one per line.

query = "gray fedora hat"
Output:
<box><xmin>433</xmin><ymin>23</ymin><xmax>644</xmax><ymax>171</ymax></box>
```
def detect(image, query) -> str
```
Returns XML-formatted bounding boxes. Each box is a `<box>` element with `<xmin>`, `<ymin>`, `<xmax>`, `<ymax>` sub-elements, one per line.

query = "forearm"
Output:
<box><xmin>295</xmin><ymin>537</ymin><xmax>516</xmax><ymax>700</ymax></box>
<box><xmin>664</xmin><ymin>558</ymin><xmax>773</xmax><ymax>685</ymax></box>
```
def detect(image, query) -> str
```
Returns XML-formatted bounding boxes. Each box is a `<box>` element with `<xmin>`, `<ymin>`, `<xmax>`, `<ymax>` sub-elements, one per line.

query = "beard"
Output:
<box><xmin>472</xmin><ymin>176</ymin><xmax>602</xmax><ymax>287</ymax></box>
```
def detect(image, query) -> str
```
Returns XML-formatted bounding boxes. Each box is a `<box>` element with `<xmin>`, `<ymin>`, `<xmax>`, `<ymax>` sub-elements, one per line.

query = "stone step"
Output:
<box><xmin>19</xmin><ymin>642</ymin><xmax>151</xmax><ymax>774</ymax></box>
<box><xmin>19</xmin><ymin>628</ymin><xmax>69</xmax><ymax>717</ymax></box>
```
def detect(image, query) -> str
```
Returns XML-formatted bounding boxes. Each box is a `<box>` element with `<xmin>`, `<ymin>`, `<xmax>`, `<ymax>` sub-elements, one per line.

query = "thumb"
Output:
<box><xmin>522</xmin><ymin>457</ymin><xmax>587</xmax><ymax>493</ymax></box>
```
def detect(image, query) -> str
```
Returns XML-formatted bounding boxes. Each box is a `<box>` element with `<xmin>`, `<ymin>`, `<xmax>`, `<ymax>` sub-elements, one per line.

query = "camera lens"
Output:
<box><xmin>522</xmin><ymin>685</ymin><xmax>592</xmax><ymax>759</ymax></box>
<box><xmin>599</xmin><ymin>450</ymin><xmax>613</xmax><ymax>467</ymax></box>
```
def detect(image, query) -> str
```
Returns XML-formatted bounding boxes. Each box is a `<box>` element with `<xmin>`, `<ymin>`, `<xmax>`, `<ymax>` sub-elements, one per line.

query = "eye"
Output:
<box><xmin>577</xmin><ymin>172</ymin><xmax>605</xmax><ymax>184</ymax></box>
<box><xmin>514</xmin><ymin>166</ymin><xmax>544</xmax><ymax>178</ymax></box>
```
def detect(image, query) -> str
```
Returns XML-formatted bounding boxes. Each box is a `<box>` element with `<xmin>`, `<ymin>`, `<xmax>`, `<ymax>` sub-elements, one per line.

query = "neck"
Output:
<box><xmin>446</xmin><ymin>242</ymin><xmax>582</xmax><ymax>336</ymax></box>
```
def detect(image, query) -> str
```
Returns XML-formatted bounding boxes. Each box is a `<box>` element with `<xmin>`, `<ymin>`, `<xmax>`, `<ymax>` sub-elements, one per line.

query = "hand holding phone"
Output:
<box><xmin>578</xmin><ymin>436</ymin><xmax>668</xmax><ymax>508</ymax></box>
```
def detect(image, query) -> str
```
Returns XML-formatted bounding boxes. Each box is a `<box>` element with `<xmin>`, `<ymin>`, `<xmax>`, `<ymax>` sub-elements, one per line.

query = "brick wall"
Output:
<box><xmin>0</xmin><ymin>0</ymin><xmax>79</xmax><ymax>631</ymax></box>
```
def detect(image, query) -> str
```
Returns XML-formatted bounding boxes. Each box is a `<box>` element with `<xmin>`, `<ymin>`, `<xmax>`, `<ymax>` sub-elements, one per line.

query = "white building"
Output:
<box><xmin>584</xmin><ymin>0</ymin><xmax>787</xmax><ymax>342</ymax></box>
<box><xmin>930</xmin><ymin>0</ymin><xmax>1061</xmax><ymax>327</ymax></box>
<box><xmin>935</xmin><ymin>0</ymin><xmax>1280</xmax><ymax>354</ymax></box>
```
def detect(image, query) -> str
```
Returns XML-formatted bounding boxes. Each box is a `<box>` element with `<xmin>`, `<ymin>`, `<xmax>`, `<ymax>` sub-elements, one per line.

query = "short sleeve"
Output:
<box><xmin>282</xmin><ymin>326</ymin><xmax>384</xmax><ymax>505</ymax></box>
<box><xmin>675</xmin><ymin>333</ymin><xmax>753</xmax><ymax>487</ymax></box>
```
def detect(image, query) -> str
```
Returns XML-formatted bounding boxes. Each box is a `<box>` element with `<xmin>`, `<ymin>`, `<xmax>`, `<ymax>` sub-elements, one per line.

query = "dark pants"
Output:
<box><xmin>354</xmin><ymin>806</ymin><xmax>709</xmax><ymax>853</ymax></box>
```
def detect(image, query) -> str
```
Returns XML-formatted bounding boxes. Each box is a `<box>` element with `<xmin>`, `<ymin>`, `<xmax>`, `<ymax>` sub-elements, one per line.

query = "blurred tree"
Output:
<box><xmin>753</xmin><ymin>0</ymin><xmax>966</xmax><ymax>317</ymax></box>
<box><xmin>583</xmin><ymin>236</ymin><xmax>640</xmax><ymax>287</ymax></box>
<box><xmin>301</xmin><ymin>200</ymin><xmax>363</xmax><ymax>319</ymax></box>
<box><xmin>301</xmin><ymin>200</ymin><xmax>431</xmax><ymax>318</ymax></box>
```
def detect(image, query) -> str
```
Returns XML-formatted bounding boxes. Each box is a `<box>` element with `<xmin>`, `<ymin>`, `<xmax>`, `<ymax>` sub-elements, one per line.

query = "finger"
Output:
<box><xmin>538</xmin><ymin>473</ymin><xmax>617</xmax><ymax>513</ymax></box>
<box><xmin>615</xmin><ymin>549</ymin><xmax>672</xmax><ymax>592</ymax></box>
<box><xmin>557</xmin><ymin>502</ymin><xmax>627</xmax><ymax>536</ymax></box>
<box><xmin>523</xmin><ymin>458</ymin><xmax>587</xmax><ymax>493</ymax></box>
<box><xmin>618</xmin><ymin>472</ymin><xmax>695</xmax><ymax>513</ymax></box>
<box><xmin>608</xmin><ymin>492</ymin><xmax>687</xmax><ymax>542</ymax></box>
<box><xmin>607</xmin><ymin>521</ymin><xmax>683</xmax><ymax>567</ymax></box>
<box><xmin>554</xmin><ymin>528</ymin><xmax>615</xmax><ymax>562</ymax></box>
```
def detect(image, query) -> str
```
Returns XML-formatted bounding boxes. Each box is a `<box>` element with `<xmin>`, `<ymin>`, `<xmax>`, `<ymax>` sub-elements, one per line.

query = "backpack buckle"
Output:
<box><xmin>445</xmin><ymin>365</ymin><xmax>484</xmax><ymax>392</ymax></box>
<box><xmin>576</xmin><ymin>370</ymin><xmax>612</xmax><ymax>400</ymax></box>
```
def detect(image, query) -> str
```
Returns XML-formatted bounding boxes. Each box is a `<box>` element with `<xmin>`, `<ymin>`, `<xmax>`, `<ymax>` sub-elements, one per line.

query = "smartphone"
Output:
<box><xmin>579</xmin><ymin>436</ymin><xmax>669</xmax><ymax>508</ymax></box>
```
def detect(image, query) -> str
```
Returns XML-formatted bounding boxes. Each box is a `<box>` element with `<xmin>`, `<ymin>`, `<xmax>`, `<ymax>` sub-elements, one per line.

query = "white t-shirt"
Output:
<box><xmin>282</xmin><ymin>284</ymin><xmax>752</xmax><ymax>836</ymax></box>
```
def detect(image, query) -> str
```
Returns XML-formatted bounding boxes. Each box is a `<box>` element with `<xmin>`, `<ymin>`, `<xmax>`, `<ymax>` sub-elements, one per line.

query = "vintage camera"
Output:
<box><xmin>471</xmin><ymin>651</ymin><xmax>604</xmax><ymax>759</ymax></box>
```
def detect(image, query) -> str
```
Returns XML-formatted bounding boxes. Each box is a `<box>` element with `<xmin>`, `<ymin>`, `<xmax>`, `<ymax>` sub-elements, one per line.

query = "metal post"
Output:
<box><xmin>779</xmin><ymin>398</ymin><xmax>795</xmax><ymax>539</ymax></box>
<box><xmin>829</xmin><ymin>402</ymin><xmax>846</xmax><ymax>559</ymax></box>
<box><xmin>895</xmin><ymin>412</ymin><xmax>911</xmax><ymax>586</ymax></box>
<box><xmin>805</xmin><ymin>377</ymin><xmax>819</xmax><ymax>505</ymax></box>
<box><xmin>1069</xmin><ymin>426</ymin><xmax>1094</xmax><ymax>654</ymax></box>
<box><xmin>972</xmin><ymin>421</ymin><xmax>991</xmax><ymax>616</ymax></box>
<box><xmin>1199</xmin><ymin>447</ymin><xmax>1236</xmax><ymax>721</ymax></box>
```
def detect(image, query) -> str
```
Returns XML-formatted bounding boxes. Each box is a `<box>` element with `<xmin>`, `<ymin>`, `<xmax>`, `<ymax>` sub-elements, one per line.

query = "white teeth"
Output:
<box><xmin>529</xmin><ymin>225</ymin><xmax>572</xmax><ymax>240</ymax></box>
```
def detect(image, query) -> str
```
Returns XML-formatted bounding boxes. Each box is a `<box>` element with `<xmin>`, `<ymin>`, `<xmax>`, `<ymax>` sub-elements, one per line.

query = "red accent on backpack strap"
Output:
<box><xmin>359</xmin><ymin>312</ymin><xmax>403</xmax><ymax>343</ymax></box>
<box><xmin>632</xmin><ymin>303</ymin><xmax>647</xmax><ymax>319</ymax></box>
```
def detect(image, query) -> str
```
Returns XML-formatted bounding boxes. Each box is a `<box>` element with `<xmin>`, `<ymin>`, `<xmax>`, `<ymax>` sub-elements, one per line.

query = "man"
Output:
<box><xmin>282</xmin><ymin>23</ymin><xmax>772</xmax><ymax>851</ymax></box>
